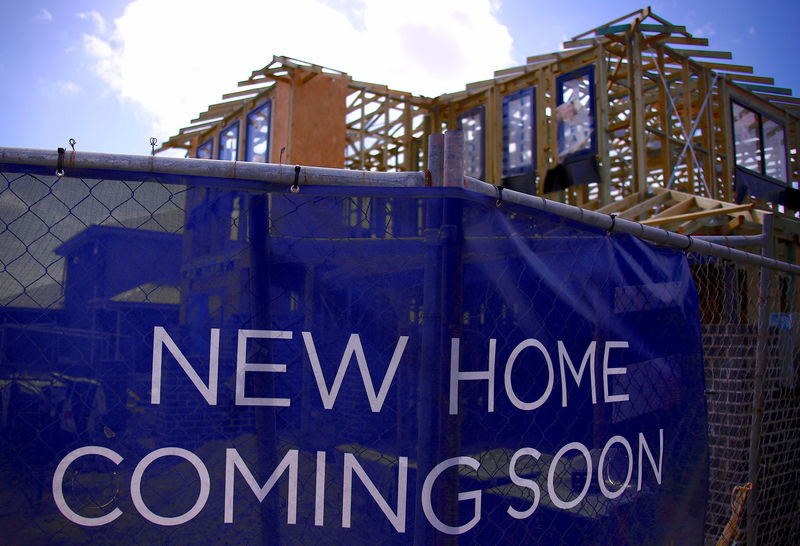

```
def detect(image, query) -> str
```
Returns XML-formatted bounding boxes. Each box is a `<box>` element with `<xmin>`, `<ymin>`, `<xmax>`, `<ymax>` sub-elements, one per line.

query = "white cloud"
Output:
<box><xmin>81</xmin><ymin>0</ymin><xmax>514</xmax><ymax>141</ymax></box>
<box><xmin>76</xmin><ymin>11</ymin><xmax>108</xmax><ymax>35</ymax></box>
<box><xmin>57</xmin><ymin>80</ymin><xmax>82</xmax><ymax>95</ymax></box>
<box><xmin>40</xmin><ymin>79</ymin><xmax>82</xmax><ymax>96</ymax></box>
<box><xmin>35</xmin><ymin>8</ymin><xmax>53</xmax><ymax>22</ymax></box>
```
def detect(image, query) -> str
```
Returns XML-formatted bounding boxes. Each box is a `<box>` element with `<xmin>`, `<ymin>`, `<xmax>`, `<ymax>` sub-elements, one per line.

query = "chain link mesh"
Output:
<box><xmin>693</xmin><ymin>255</ymin><xmax>800</xmax><ymax>544</ymax></box>
<box><xmin>0</xmin><ymin>167</ymin><xmax>798</xmax><ymax>544</ymax></box>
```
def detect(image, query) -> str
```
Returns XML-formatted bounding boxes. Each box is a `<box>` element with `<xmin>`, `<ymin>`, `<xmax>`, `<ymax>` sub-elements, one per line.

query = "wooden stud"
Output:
<box><xmin>628</xmin><ymin>30</ymin><xmax>647</xmax><ymax>196</ymax></box>
<box><xmin>641</xmin><ymin>203</ymin><xmax>754</xmax><ymax>226</ymax></box>
<box><xmin>596</xmin><ymin>44</ymin><xmax>612</xmax><ymax>206</ymax></box>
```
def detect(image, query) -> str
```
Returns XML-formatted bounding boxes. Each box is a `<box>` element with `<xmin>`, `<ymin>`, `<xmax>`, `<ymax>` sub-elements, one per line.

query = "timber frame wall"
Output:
<box><xmin>161</xmin><ymin>8</ymin><xmax>799</xmax><ymax>241</ymax></box>
<box><xmin>431</xmin><ymin>8</ymin><xmax>799</xmax><ymax>233</ymax></box>
<box><xmin>162</xmin><ymin>56</ymin><xmax>431</xmax><ymax>172</ymax></box>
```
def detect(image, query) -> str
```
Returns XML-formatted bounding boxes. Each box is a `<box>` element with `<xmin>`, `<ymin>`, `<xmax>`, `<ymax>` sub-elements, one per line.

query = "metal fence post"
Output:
<box><xmin>248</xmin><ymin>194</ymin><xmax>281</xmax><ymax>546</ymax></box>
<box><xmin>414</xmin><ymin>132</ymin><xmax>464</xmax><ymax>544</ymax></box>
<box><xmin>747</xmin><ymin>213</ymin><xmax>774</xmax><ymax>546</ymax></box>
<box><xmin>443</xmin><ymin>130</ymin><xmax>464</xmax><ymax>187</ymax></box>
<box><xmin>415</xmin><ymin>134</ymin><xmax>445</xmax><ymax>544</ymax></box>
<box><xmin>428</xmin><ymin>133</ymin><xmax>445</xmax><ymax>188</ymax></box>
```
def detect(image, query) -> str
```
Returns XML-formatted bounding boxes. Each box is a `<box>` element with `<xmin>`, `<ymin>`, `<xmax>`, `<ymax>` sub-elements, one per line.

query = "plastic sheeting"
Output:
<box><xmin>0</xmin><ymin>182</ymin><xmax>707</xmax><ymax>544</ymax></box>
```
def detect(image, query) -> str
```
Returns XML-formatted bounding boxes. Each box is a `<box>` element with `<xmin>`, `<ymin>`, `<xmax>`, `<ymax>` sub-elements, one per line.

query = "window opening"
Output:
<box><xmin>246</xmin><ymin>101</ymin><xmax>271</xmax><ymax>162</ymax></box>
<box><xmin>457</xmin><ymin>106</ymin><xmax>486</xmax><ymax>180</ymax></box>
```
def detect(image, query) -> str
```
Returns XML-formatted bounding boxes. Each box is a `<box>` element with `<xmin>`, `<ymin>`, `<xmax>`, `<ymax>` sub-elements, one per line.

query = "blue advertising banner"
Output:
<box><xmin>0</xmin><ymin>177</ymin><xmax>706</xmax><ymax>544</ymax></box>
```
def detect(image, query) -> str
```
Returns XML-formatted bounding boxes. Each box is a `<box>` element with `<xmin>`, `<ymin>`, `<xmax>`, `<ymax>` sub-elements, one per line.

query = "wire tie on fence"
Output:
<box><xmin>495</xmin><ymin>184</ymin><xmax>504</xmax><ymax>207</ymax></box>
<box><xmin>68</xmin><ymin>138</ymin><xmax>76</xmax><ymax>151</ymax></box>
<box><xmin>150</xmin><ymin>137</ymin><xmax>157</xmax><ymax>156</ymax></box>
<box><xmin>684</xmin><ymin>234</ymin><xmax>693</xmax><ymax>251</ymax></box>
<box><xmin>56</xmin><ymin>147</ymin><xmax>65</xmax><ymax>177</ymax></box>
<box><xmin>291</xmin><ymin>165</ymin><xmax>301</xmax><ymax>193</ymax></box>
<box><xmin>607</xmin><ymin>213</ymin><xmax>617</xmax><ymax>233</ymax></box>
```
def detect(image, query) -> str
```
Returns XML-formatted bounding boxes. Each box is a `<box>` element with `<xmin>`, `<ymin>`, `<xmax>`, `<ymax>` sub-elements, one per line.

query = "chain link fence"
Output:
<box><xmin>0</xmin><ymin>158</ymin><xmax>798</xmax><ymax>544</ymax></box>
<box><xmin>694</xmin><ymin>257</ymin><xmax>800</xmax><ymax>544</ymax></box>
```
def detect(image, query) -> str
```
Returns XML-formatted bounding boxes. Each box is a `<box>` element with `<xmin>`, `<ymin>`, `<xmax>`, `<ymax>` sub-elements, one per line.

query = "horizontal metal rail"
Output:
<box><xmin>463</xmin><ymin>175</ymin><xmax>800</xmax><ymax>276</ymax></box>
<box><xmin>1</xmin><ymin>146</ymin><xmax>799</xmax><ymax>275</ymax></box>
<box><xmin>0</xmin><ymin>147</ymin><xmax>426</xmax><ymax>190</ymax></box>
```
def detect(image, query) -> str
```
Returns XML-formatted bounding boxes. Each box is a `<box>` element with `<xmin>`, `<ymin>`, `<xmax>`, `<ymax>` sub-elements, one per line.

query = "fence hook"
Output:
<box><xmin>495</xmin><ymin>184</ymin><xmax>504</xmax><ymax>207</ymax></box>
<box><xmin>683</xmin><ymin>234</ymin><xmax>693</xmax><ymax>251</ymax></box>
<box><xmin>291</xmin><ymin>165</ymin><xmax>301</xmax><ymax>193</ymax></box>
<box><xmin>69</xmin><ymin>138</ymin><xmax>76</xmax><ymax>151</ymax></box>
<box><xmin>150</xmin><ymin>137</ymin><xmax>158</xmax><ymax>156</ymax></box>
<box><xmin>56</xmin><ymin>147</ymin><xmax>65</xmax><ymax>177</ymax></box>
<box><xmin>607</xmin><ymin>213</ymin><xmax>617</xmax><ymax>234</ymax></box>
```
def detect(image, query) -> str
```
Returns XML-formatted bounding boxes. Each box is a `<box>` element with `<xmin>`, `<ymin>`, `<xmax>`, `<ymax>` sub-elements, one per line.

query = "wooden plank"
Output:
<box><xmin>720</xmin><ymin>215</ymin><xmax>745</xmax><ymax>235</ymax></box>
<box><xmin>637</xmin><ymin>24</ymin><xmax>687</xmax><ymax>34</ymax></box>
<box><xmin>718</xmin><ymin>78</ymin><xmax>734</xmax><ymax>202</ymax></box>
<box><xmin>489</xmin><ymin>86</ymin><xmax>501</xmax><ymax>183</ymax></box>
<box><xmin>699</xmin><ymin>68</ymin><xmax>716</xmax><ymax>197</ymax></box>
<box><xmin>650</xmin><ymin>36</ymin><xmax>709</xmax><ymax>46</ymax></box>
<box><xmin>741</xmin><ymin>84</ymin><xmax>793</xmax><ymax>96</ymax></box>
<box><xmin>347</xmin><ymin>83</ymin><xmax>432</xmax><ymax>107</ymax></box>
<box><xmin>596</xmin><ymin>43</ymin><xmax>612</xmax><ymax>206</ymax></box>
<box><xmin>626</xmin><ymin>29</ymin><xmax>644</xmax><ymax>196</ymax></box>
<box><xmin>654</xmin><ymin>46</ymin><xmax>673</xmax><ymax>190</ymax></box>
<box><xmin>535</xmin><ymin>68</ymin><xmax>548</xmax><ymax>196</ymax></box>
<box><xmin>697</xmin><ymin>61</ymin><xmax>754</xmax><ymax>74</ymax></box>
<box><xmin>238</xmin><ymin>74</ymin><xmax>290</xmax><ymax>86</ymax></box>
<box><xmin>495</xmin><ymin>64</ymin><xmax>528</xmax><ymax>78</ymax></box>
<box><xmin>678</xmin><ymin>217</ymin><xmax>712</xmax><ymax>235</ymax></box>
<box><xmin>618</xmin><ymin>191</ymin><xmax>671</xmax><ymax>220</ymax></box>
<box><xmin>205</xmin><ymin>99</ymin><xmax>245</xmax><ymax>112</ymax></box>
<box><xmin>562</xmin><ymin>37</ymin><xmax>600</xmax><ymax>49</ymax></box>
<box><xmin>221</xmin><ymin>87</ymin><xmax>269</xmax><ymax>100</ymax></box>
<box><xmin>596</xmin><ymin>190</ymin><xmax>645</xmax><ymax>214</ymax></box>
<box><xmin>607</xmin><ymin>118</ymin><xmax>631</xmax><ymax>133</ymax></box>
<box><xmin>191</xmin><ymin>113</ymin><xmax>225</xmax><ymax>124</ymax></box>
<box><xmin>641</xmin><ymin>203</ymin><xmax>754</xmax><ymax>226</ymax></box>
<box><xmin>649</xmin><ymin>194</ymin><xmax>696</xmax><ymax>219</ymax></box>
<box><xmin>754</xmin><ymin>93</ymin><xmax>800</xmax><ymax>105</ymax></box>
<box><xmin>680</xmin><ymin>57</ymin><xmax>694</xmax><ymax>193</ymax></box>
<box><xmin>671</xmin><ymin>48</ymin><xmax>732</xmax><ymax>59</ymax></box>
<box><xmin>719</xmin><ymin>73</ymin><xmax>775</xmax><ymax>85</ymax></box>
<box><xmin>179</xmin><ymin>123</ymin><xmax>215</xmax><ymax>135</ymax></box>
<box><xmin>598</xmin><ymin>24</ymin><xmax>631</xmax><ymax>35</ymax></box>
<box><xmin>685</xmin><ymin>191</ymin><xmax>726</xmax><ymax>210</ymax></box>
<box><xmin>465</xmin><ymin>79</ymin><xmax>494</xmax><ymax>92</ymax></box>
<box><xmin>524</xmin><ymin>52</ymin><xmax>561</xmax><ymax>64</ymax></box>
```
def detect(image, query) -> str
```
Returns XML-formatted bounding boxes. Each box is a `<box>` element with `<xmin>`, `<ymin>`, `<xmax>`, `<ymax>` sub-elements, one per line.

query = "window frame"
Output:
<box><xmin>731</xmin><ymin>99</ymin><xmax>789</xmax><ymax>185</ymax></box>
<box><xmin>245</xmin><ymin>100</ymin><xmax>272</xmax><ymax>163</ymax></box>
<box><xmin>555</xmin><ymin>65</ymin><xmax>597</xmax><ymax>161</ymax></box>
<box><xmin>457</xmin><ymin>105</ymin><xmax>486</xmax><ymax>180</ymax></box>
<box><xmin>502</xmin><ymin>86</ymin><xmax>536</xmax><ymax>177</ymax></box>
<box><xmin>217</xmin><ymin>120</ymin><xmax>240</xmax><ymax>161</ymax></box>
<box><xmin>196</xmin><ymin>138</ymin><xmax>214</xmax><ymax>159</ymax></box>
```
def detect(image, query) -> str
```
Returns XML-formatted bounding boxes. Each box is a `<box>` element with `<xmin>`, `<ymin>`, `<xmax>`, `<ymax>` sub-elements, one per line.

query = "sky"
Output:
<box><xmin>0</xmin><ymin>0</ymin><xmax>798</xmax><ymax>157</ymax></box>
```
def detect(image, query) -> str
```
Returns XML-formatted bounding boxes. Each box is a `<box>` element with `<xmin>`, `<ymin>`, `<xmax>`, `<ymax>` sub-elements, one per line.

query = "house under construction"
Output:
<box><xmin>2</xmin><ymin>6</ymin><xmax>800</xmax><ymax>545</ymax></box>
<box><xmin>160</xmin><ymin>7</ymin><xmax>800</xmax><ymax>264</ymax></box>
<box><xmin>156</xmin><ymin>9</ymin><xmax>800</xmax><ymax>543</ymax></box>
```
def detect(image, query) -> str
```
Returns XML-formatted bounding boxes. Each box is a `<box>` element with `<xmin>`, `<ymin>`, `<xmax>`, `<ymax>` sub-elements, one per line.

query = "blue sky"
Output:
<box><xmin>1</xmin><ymin>0</ymin><xmax>797</xmax><ymax>156</ymax></box>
